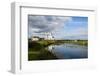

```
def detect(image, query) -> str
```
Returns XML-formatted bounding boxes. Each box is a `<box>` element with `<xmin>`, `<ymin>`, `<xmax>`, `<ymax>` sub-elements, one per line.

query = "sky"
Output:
<box><xmin>28</xmin><ymin>15</ymin><xmax>88</xmax><ymax>40</ymax></box>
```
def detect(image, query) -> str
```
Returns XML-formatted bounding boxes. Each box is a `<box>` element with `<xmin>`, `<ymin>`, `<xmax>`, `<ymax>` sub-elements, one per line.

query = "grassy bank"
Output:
<box><xmin>55</xmin><ymin>40</ymin><xmax>88</xmax><ymax>46</ymax></box>
<box><xmin>28</xmin><ymin>41</ymin><xmax>57</xmax><ymax>60</ymax></box>
<box><xmin>29</xmin><ymin>40</ymin><xmax>88</xmax><ymax>47</ymax></box>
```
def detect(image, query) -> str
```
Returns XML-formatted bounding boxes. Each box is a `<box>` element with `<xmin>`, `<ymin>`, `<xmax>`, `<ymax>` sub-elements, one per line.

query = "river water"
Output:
<box><xmin>47</xmin><ymin>43</ymin><xmax>88</xmax><ymax>59</ymax></box>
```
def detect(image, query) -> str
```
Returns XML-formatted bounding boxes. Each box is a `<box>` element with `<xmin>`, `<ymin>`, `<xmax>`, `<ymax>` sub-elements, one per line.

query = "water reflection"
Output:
<box><xmin>47</xmin><ymin>43</ymin><xmax>88</xmax><ymax>59</ymax></box>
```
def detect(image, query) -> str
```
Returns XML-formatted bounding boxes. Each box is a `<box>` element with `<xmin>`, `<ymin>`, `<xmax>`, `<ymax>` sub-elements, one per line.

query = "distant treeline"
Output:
<box><xmin>28</xmin><ymin>39</ymin><xmax>88</xmax><ymax>47</ymax></box>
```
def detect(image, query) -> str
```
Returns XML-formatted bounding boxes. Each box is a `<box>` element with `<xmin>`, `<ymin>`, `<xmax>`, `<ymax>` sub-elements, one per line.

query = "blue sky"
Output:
<box><xmin>28</xmin><ymin>15</ymin><xmax>88</xmax><ymax>40</ymax></box>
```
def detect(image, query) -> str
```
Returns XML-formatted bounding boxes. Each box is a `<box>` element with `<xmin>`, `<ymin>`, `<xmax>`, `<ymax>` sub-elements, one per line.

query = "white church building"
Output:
<box><xmin>44</xmin><ymin>32</ymin><xmax>54</xmax><ymax>40</ymax></box>
<box><xmin>31</xmin><ymin>32</ymin><xmax>54</xmax><ymax>41</ymax></box>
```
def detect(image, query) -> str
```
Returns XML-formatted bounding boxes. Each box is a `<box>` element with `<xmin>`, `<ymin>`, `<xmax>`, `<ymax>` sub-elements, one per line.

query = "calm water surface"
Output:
<box><xmin>47</xmin><ymin>43</ymin><xmax>88</xmax><ymax>59</ymax></box>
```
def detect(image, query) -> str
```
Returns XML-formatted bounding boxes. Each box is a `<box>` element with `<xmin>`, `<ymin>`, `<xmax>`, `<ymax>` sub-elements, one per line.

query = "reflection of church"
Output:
<box><xmin>44</xmin><ymin>33</ymin><xmax>54</xmax><ymax>40</ymax></box>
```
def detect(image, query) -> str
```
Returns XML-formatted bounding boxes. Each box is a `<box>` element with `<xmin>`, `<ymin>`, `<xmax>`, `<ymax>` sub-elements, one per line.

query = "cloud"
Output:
<box><xmin>28</xmin><ymin>15</ymin><xmax>72</xmax><ymax>37</ymax></box>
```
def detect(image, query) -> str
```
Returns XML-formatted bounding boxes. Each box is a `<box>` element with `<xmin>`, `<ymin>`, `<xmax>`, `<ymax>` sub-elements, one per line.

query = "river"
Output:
<box><xmin>47</xmin><ymin>43</ymin><xmax>88</xmax><ymax>59</ymax></box>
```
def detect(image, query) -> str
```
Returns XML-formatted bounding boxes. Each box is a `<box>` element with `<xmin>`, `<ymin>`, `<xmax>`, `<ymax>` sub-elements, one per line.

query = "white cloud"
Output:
<box><xmin>28</xmin><ymin>15</ymin><xmax>72</xmax><ymax>37</ymax></box>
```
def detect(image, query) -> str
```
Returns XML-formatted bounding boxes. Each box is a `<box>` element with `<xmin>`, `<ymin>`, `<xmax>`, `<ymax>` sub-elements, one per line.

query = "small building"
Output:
<box><xmin>31</xmin><ymin>36</ymin><xmax>39</xmax><ymax>41</ymax></box>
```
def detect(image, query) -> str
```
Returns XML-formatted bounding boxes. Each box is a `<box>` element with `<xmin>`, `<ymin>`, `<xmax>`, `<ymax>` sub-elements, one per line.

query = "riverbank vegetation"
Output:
<box><xmin>55</xmin><ymin>40</ymin><xmax>88</xmax><ymax>46</ymax></box>
<box><xmin>29</xmin><ymin>39</ymin><xmax>88</xmax><ymax>47</ymax></box>
<box><xmin>28</xmin><ymin>41</ymin><xmax>58</xmax><ymax>60</ymax></box>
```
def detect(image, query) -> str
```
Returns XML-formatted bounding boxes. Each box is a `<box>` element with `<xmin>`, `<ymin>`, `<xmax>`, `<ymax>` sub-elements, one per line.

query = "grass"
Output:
<box><xmin>55</xmin><ymin>40</ymin><xmax>88</xmax><ymax>46</ymax></box>
<box><xmin>28</xmin><ymin>48</ymin><xmax>58</xmax><ymax>60</ymax></box>
<box><xmin>28</xmin><ymin>41</ymin><xmax>58</xmax><ymax>60</ymax></box>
